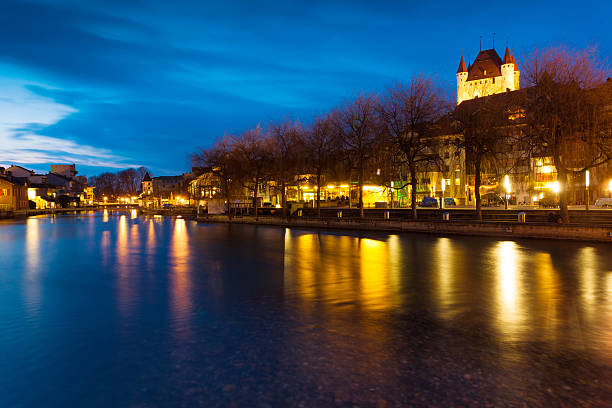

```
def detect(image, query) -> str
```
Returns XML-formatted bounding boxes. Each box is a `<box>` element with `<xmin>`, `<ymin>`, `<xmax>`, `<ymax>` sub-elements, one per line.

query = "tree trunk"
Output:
<box><xmin>358</xmin><ymin>162</ymin><xmax>364</xmax><ymax>218</ymax></box>
<box><xmin>555</xmin><ymin>159</ymin><xmax>570</xmax><ymax>223</ymax></box>
<box><xmin>224</xmin><ymin>178</ymin><xmax>233</xmax><ymax>220</ymax></box>
<box><xmin>410</xmin><ymin>166</ymin><xmax>418</xmax><ymax>220</ymax></box>
<box><xmin>281</xmin><ymin>180</ymin><xmax>287</xmax><ymax>218</ymax></box>
<box><xmin>474</xmin><ymin>159</ymin><xmax>482</xmax><ymax>221</ymax></box>
<box><xmin>316</xmin><ymin>170</ymin><xmax>322</xmax><ymax>217</ymax></box>
<box><xmin>253</xmin><ymin>179</ymin><xmax>259</xmax><ymax>220</ymax></box>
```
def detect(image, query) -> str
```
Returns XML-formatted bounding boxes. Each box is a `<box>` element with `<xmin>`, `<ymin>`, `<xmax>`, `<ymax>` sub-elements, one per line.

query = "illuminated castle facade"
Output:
<box><xmin>456</xmin><ymin>46</ymin><xmax>520</xmax><ymax>105</ymax></box>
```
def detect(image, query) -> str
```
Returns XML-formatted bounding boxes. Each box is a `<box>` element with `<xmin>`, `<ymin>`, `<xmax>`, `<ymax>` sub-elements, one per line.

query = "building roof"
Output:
<box><xmin>512</xmin><ymin>54</ymin><xmax>519</xmax><ymax>72</ymax></box>
<box><xmin>153</xmin><ymin>175</ymin><xmax>182</xmax><ymax>182</ymax></box>
<box><xmin>467</xmin><ymin>49</ymin><xmax>503</xmax><ymax>81</ymax></box>
<box><xmin>457</xmin><ymin>55</ymin><xmax>467</xmax><ymax>73</ymax></box>
<box><xmin>142</xmin><ymin>172</ymin><xmax>152</xmax><ymax>182</ymax></box>
<box><xmin>0</xmin><ymin>174</ymin><xmax>29</xmax><ymax>186</ymax></box>
<box><xmin>7</xmin><ymin>165</ymin><xmax>34</xmax><ymax>174</ymax></box>
<box><xmin>502</xmin><ymin>46</ymin><xmax>512</xmax><ymax>64</ymax></box>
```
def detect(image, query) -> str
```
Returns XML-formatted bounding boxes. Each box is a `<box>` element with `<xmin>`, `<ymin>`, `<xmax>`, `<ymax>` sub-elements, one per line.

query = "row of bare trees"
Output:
<box><xmin>193</xmin><ymin>75</ymin><xmax>450</xmax><ymax>219</ymax></box>
<box><xmin>193</xmin><ymin>45</ymin><xmax>612</xmax><ymax>222</ymax></box>
<box><xmin>89</xmin><ymin>167</ymin><xmax>151</xmax><ymax>197</ymax></box>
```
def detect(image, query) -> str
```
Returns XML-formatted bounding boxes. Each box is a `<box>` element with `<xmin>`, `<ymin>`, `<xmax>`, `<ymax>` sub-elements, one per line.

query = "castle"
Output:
<box><xmin>456</xmin><ymin>46</ymin><xmax>520</xmax><ymax>105</ymax></box>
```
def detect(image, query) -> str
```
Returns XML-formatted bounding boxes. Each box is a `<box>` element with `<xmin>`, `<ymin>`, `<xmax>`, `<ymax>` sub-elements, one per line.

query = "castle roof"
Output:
<box><xmin>142</xmin><ymin>172</ymin><xmax>152</xmax><ymax>182</ymax></box>
<box><xmin>503</xmin><ymin>46</ymin><xmax>513</xmax><ymax>64</ymax></box>
<box><xmin>467</xmin><ymin>49</ymin><xmax>503</xmax><ymax>81</ymax></box>
<box><xmin>512</xmin><ymin>54</ymin><xmax>519</xmax><ymax>72</ymax></box>
<box><xmin>457</xmin><ymin>55</ymin><xmax>467</xmax><ymax>73</ymax></box>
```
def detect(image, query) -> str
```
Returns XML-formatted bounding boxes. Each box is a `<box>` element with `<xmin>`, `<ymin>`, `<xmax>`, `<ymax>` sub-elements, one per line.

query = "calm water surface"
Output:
<box><xmin>0</xmin><ymin>211</ymin><xmax>611</xmax><ymax>407</ymax></box>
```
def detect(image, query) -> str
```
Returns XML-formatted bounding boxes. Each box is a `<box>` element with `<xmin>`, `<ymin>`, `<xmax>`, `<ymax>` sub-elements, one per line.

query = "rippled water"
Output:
<box><xmin>1</xmin><ymin>211</ymin><xmax>611</xmax><ymax>407</ymax></box>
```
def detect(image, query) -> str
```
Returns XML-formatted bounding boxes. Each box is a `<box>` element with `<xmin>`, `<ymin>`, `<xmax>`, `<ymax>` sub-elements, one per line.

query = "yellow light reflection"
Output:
<box><xmin>103</xmin><ymin>209</ymin><xmax>109</xmax><ymax>223</ymax></box>
<box><xmin>493</xmin><ymin>241</ymin><xmax>525</xmax><ymax>341</ymax></box>
<box><xmin>283</xmin><ymin>232</ymin><xmax>400</xmax><ymax>314</ymax></box>
<box><xmin>116</xmin><ymin>215</ymin><xmax>132</xmax><ymax>316</ymax></box>
<box><xmin>24</xmin><ymin>218</ymin><xmax>41</xmax><ymax>314</ymax></box>
<box><xmin>579</xmin><ymin>247</ymin><xmax>597</xmax><ymax>322</ymax></box>
<box><xmin>359</xmin><ymin>238</ymin><xmax>399</xmax><ymax>311</ymax></box>
<box><xmin>170</xmin><ymin>218</ymin><xmax>192</xmax><ymax>336</ymax></box>
<box><xmin>433</xmin><ymin>237</ymin><xmax>456</xmax><ymax>319</ymax></box>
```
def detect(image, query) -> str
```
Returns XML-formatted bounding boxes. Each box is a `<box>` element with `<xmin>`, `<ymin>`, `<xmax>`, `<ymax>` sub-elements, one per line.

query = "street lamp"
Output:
<box><xmin>585</xmin><ymin>170</ymin><xmax>590</xmax><ymax>211</ymax></box>
<box><xmin>504</xmin><ymin>175</ymin><xmax>511</xmax><ymax>210</ymax></box>
<box><xmin>552</xmin><ymin>181</ymin><xmax>560</xmax><ymax>207</ymax></box>
<box><xmin>441</xmin><ymin>179</ymin><xmax>446</xmax><ymax>209</ymax></box>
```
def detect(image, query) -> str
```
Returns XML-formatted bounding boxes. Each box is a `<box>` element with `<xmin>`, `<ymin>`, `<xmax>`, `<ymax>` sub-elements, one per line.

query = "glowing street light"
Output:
<box><xmin>552</xmin><ymin>181</ymin><xmax>560</xmax><ymax>194</ymax></box>
<box><xmin>585</xmin><ymin>170</ymin><xmax>590</xmax><ymax>211</ymax></box>
<box><xmin>441</xmin><ymin>179</ymin><xmax>446</xmax><ymax>209</ymax></box>
<box><xmin>552</xmin><ymin>181</ymin><xmax>560</xmax><ymax>208</ymax></box>
<box><xmin>504</xmin><ymin>175</ymin><xmax>511</xmax><ymax>210</ymax></box>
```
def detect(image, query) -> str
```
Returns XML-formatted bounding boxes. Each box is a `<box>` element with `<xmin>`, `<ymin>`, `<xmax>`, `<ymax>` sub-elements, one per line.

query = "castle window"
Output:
<box><xmin>492</xmin><ymin>77</ymin><xmax>495</xmax><ymax>84</ymax></box>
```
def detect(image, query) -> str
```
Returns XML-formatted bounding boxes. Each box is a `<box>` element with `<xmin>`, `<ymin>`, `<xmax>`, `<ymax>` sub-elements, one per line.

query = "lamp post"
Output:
<box><xmin>585</xmin><ymin>170</ymin><xmax>590</xmax><ymax>211</ymax></box>
<box><xmin>552</xmin><ymin>181</ymin><xmax>560</xmax><ymax>207</ymax></box>
<box><xmin>441</xmin><ymin>179</ymin><xmax>445</xmax><ymax>209</ymax></box>
<box><xmin>504</xmin><ymin>175</ymin><xmax>511</xmax><ymax>210</ymax></box>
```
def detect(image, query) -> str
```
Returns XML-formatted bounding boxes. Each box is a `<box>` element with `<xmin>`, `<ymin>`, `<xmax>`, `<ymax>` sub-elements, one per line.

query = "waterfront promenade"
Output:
<box><xmin>198</xmin><ymin>207</ymin><xmax>612</xmax><ymax>242</ymax></box>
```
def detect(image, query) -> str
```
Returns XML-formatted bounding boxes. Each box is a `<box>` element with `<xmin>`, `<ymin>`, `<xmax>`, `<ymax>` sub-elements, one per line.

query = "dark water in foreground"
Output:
<box><xmin>0</xmin><ymin>212</ymin><xmax>611</xmax><ymax>407</ymax></box>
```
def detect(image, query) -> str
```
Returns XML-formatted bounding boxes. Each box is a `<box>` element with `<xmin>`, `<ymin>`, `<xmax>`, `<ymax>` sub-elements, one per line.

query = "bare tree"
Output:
<box><xmin>521</xmin><ymin>44</ymin><xmax>612</xmax><ymax>222</ymax></box>
<box><xmin>379</xmin><ymin>76</ymin><xmax>449</xmax><ymax>218</ymax></box>
<box><xmin>453</xmin><ymin>94</ymin><xmax>511</xmax><ymax>220</ymax></box>
<box><xmin>304</xmin><ymin>114</ymin><xmax>341</xmax><ymax>216</ymax></box>
<box><xmin>268</xmin><ymin>119</ymin><xmax>305</xmax><ymax>217</ymax></box>
<box><xmin>332</xmin><ymin>93</ymin><xmax>380</xmax><ymax>217</ymax></box>
<box><xmin>233</xmin><ymin>125</ymin><xmax>272</xmax><ymax>219</ymax></box>
<box><xmin>90</xmin><ymin>172</ymin><xmax>118</xmax><ymax>197</ymax></box>
<box><xmin>117</xmin><ymin>168</ymin><xmax>139</xmax><ymax>195</ymax></box>
<box><xmin>193</xmin><ymin>135</ymin><xmax>241</xmax><ymax>218</ymax></box>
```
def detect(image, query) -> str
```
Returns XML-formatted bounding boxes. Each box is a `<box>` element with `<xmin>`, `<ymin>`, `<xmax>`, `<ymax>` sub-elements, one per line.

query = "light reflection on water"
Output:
<box><xmin>23</xmin><ymin>218</ymin><xmax>41</xmax><ymax>316</ymax></box>
<box><xmin>1</xmin><ymin>213</ymin><xmax>612</xmax><ymax>406</ymax></box>
<box><xmin>6</xmin><ymin>214</ymin><xmax>612</xmax><ymax>355</ymax></box>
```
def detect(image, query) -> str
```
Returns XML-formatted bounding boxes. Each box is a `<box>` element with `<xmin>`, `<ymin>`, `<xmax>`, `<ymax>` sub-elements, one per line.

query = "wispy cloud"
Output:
<box><xmin>0</xmin><ymin>79</ymin><xmax>140</xmax><ymax>170</ymax></box>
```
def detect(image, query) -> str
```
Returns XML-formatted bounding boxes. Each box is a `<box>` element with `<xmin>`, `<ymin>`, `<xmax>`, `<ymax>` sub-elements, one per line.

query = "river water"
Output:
<box><xmin>0</xmin><ymin>211</ymin><xmax>611</xmax><ymax>407</ymax></box>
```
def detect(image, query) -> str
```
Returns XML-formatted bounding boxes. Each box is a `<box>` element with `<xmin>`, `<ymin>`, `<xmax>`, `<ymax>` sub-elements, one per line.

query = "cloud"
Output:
<box><xmin>0</xmin><ymin>79</ymin><xmax>140</xmax><ymax>171</ymax></box>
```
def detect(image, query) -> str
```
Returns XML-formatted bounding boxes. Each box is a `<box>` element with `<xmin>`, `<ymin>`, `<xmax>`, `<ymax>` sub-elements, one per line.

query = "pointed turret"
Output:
<box><xmin>511</xmin><ymin>54</ymin><xmax>519</xmax><ymax>71</ymax></box>
<box><xmin>143</xmin><ymin>172</ymin><xmax>151</xmax><ymax>182</ymax></box>
<box><xmin>502</xmin><ymin>46</ymin><xmax>513</xmax><ymax>64</ymax></box>
<box><xmin>457</xmin><ymin>55</ymin><xmax>467</xmax><ymax>73</ymax></box>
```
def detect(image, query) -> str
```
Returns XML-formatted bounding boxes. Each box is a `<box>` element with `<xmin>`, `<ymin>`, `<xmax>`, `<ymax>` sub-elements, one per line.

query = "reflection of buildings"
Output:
<box><xmin>283</xmin><ymin>232</ymin><xmax>402</xmax><ymax>313</ymax></box>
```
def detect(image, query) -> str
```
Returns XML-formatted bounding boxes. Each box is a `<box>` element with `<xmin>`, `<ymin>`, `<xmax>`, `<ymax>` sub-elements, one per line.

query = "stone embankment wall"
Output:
<box><xmin>198</xmin><ymin>215</ymin><xmax>612</xmax><ymax>243</ymax></box>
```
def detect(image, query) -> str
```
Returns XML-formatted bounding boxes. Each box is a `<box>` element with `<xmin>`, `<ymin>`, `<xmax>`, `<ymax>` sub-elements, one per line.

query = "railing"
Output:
<box><xmin>0</xmin><ymin>204</ymin><xmax>10</xmax><ymax>211</ymax></box>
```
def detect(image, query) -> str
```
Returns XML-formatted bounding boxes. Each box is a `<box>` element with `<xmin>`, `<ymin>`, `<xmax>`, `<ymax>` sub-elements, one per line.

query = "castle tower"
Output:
<box><xmin>456</xmin><ymin>45</ymin><xmax>521</xmax><ymax>105</ymax></box>
<box><xmin>501</xmin><ymin>46</ymin><xmax>516</xmax><ymax>92</ymax></box>
<box><xmin>456</xmin><ymin>54</ymin><xmax>468</xmax><ymax>105</ymax></box>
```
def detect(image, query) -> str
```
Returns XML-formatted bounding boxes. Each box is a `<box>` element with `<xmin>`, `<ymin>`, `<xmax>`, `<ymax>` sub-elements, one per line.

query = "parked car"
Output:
<box><xmin>419</xmin><ymin>196</ymin><xmax>438</xmax><ymax>207</ymax></box>
<box><xmin>594</xmin><ymin>198</ymin><xmax>612</xmax><ymax>208</ymax></box>
<box><xmin>444</xmin><ymin>198</ymin><xmax>457</xmax><ymax>206</ymax></box>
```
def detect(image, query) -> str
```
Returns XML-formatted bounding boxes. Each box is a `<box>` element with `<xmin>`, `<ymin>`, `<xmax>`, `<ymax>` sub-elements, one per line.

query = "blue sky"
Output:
<box><xmin>1</xmin><ymin>0</ymin><xmax>611</xmax><ymax>177</ymax></box>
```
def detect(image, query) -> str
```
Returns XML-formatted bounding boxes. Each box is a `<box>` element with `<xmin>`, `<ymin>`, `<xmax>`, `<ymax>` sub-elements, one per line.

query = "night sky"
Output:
<box><xmin>1</xmin><ymin>0</ymin><xmax>611</xmax><ymax>177</ymax></box>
